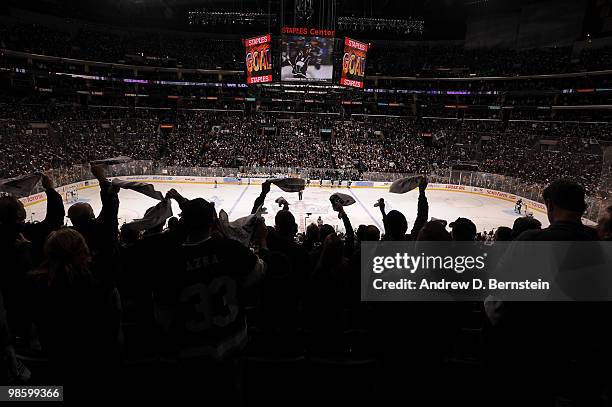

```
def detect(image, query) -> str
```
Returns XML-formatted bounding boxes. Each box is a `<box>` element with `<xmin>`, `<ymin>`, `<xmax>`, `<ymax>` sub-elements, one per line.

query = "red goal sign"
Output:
<box><xmin>340</xmin><ymin>37</ymin><xmax>369</xmax><ymax>89</ymax></box>
<box><xmin>244</xmin><ymin>34</ymin><xmax>273</xmax><ymax>84</ymax></box>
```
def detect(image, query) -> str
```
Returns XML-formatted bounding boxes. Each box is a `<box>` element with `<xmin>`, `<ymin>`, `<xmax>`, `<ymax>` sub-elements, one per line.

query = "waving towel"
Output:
<box><xmin>0</xmin><ymin>173</ymin><xmax>42</xmax><ymax>198</ymax></box>
<box><xmin>389</xmin><ymin>175</ymin><xmax>424</xmax><ymax>194</ymax></box>
<box><xmin>123</xmin><ymin>199</ymin><xmax>173</xmax><ymax>233</ymax></box>
<box><xmin>111</xmin><ymin>178</ymin><xmax>164</xmax><ymax>200</ymax></box>
<box><xmin>271</xmin><ymin>178</ymin><xmax>305</xmax><ymax>193</ymax></box>
<box><xmin>330</xmin><ymin>192</ymin><xmax>356</xmax><ymax>208</ymax></box>
<box><xmin>217</xmin><ymin>204</ymin><xmax>265</xmax><ymax>246</ymax></box>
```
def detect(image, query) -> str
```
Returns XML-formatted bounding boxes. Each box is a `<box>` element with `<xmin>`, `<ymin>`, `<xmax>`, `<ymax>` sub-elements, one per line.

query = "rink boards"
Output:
<box><xmin>20</xmin><ymin>175</ymin><xmax>558</xmax><ymax>233</ymax></box>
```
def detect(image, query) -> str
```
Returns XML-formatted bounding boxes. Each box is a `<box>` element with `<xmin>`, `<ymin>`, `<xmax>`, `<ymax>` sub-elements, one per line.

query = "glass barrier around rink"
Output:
<box><xmin>28</xmin><ymin>161</ymin><xmax>605</xmax><ymax>222</ymax></box>
<box><xmin>427</xmin><ymin>169</ymin><xmax>605</xmax><ymax>222</ymax></box>
<box><xmin>155</xmin><ymin>166</ymin><xmax>239</xmax><ymax>178</ymax></box>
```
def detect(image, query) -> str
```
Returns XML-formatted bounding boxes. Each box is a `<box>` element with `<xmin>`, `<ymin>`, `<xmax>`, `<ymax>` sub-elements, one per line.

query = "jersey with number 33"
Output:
<box><xmin>154</xmin><ymin>235</ymin><xmax>258</xmax><ymax>360</ymax></box>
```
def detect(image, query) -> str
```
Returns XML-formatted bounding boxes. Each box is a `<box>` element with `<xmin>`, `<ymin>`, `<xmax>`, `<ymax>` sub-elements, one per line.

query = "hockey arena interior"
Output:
<box><xmin>2</xmin><ymin>0</ymin><xmax>612</xmax><ymax>404</ymax></box>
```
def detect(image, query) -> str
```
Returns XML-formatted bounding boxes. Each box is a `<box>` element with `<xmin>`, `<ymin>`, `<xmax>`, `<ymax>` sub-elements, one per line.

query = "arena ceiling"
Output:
<box><xmin>4</xmin><ymin>0</ymin><xmax>600</xmax><ymax>40</ymax></box>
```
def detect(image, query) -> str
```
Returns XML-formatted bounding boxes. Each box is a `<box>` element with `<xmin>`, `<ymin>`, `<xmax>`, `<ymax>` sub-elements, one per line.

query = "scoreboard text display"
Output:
<box><xmin>341</xmin><ymin>37</ymin><xmax>369</xmax><ymax>89</ymax></box>
<box><xmin>244</xmin><ymin>34</ymin><xmax>273</xmax><ymax>84</ymax></box>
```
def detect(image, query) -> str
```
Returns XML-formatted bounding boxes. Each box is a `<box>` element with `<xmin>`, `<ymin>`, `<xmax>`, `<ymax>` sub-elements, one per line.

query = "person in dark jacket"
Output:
<box><xmin>118</xmin><ymin>189</ymin><xmax>187</xmax><ymax>356</ymax></box>
<box><xmin>67</xmin><ymin>166</ymin><xmax>120</xmax><ymax>283</ymax></box>
<box><xmin>378</xmin><ymin>176</ymin><xmax>429</xmax><ymax>241</ymax></box>
<box><xmin>0</xmin><ymin>173</ymin><xmax>64</xmax><ymax>337</ymax></box>
<box><xmin>29</xmin><ymin>228</ymin><xmax>121</xmax><ymax>393</ymax></box>
<box><xmin>516</xmin><ymin>179</ymin><xmax>597</xmax><ymax>241</ymax></box>
<box><xmin>486</xmin><ymin>179</ymin><xmax>609</xmax><ymax>405</ymax></box>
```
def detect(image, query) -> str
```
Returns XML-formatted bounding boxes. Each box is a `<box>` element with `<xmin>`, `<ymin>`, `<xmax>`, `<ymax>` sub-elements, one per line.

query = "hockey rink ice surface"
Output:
<box><xmin>280</xmin><ymin>65</ymin><xmax>334</xmax><ymax>81</ymax></box>
<box><xmin>25</xmin><ymin>182</ymin><xmax>550</xmax><ymax>234</ymax></box>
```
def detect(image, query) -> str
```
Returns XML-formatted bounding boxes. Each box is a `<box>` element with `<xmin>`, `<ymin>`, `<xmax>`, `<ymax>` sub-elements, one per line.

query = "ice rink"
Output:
<box><xmin>280</xmin><ymin>65</ymin><xmax>334</xmax><ymax>81</ymax></box>
<box><xmin>24</xmin><ymin>181</ymin><xmax>549</xmax><ymax>234</ymax></box>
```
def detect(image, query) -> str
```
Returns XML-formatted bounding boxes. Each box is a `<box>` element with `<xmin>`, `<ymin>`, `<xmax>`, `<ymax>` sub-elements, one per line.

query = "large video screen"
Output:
<box><xmin>281</xmin><ymin>36</ymin><xmax>334</xmax><ymax>82</ymax></box>
<box><xmin>244</xmin><ymin>34</ymin><xmax>273</xmax><ymax>85</ymax></box>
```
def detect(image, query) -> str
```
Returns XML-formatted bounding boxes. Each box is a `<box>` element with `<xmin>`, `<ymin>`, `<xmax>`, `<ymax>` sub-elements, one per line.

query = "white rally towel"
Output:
<box><xmin>330</xmin><ymin>193</ymin><xmax>356</xmax><ymax>218</ymax></box>
<box><xmin>217</xmin><ymin>204</ymin><xmax>265</xmax><ymax>246</ymax></box>
<box><xmin>123</xmin><ymin>199</ymin><xmax>173</xmax><ymax>233</ymax></box>
<box><xmin>271</xmin><ymin>178</ymin><xmax>305</xmax><ymax>193</ymax></box>
<box><xmin>0</xmin><ymin>173</ymin><xmax>42</xmax><ymax>198</ymax></box>
<box><xmin>389</xmin><ymin>175</ymin><xmax>424</xmax><ymax>194</ymax></box>
<box><xmin>111</xmin><ymin>178</ymin><xmax>164</xmax><ymax>201</ymax></box>
<box><xmin>330</xmin><ymin>192</ymin><xmax>356</xmax><ymax>208</ymax></box>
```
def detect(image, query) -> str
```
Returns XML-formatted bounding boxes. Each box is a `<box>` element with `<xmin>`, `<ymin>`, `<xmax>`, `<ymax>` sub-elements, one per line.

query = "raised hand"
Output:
<box><xmin>39</xmin><ymin>173</ymin><xmax>54</xmax><ymax>190</ymax></box>
<box><xmin>165</xmin><ymin>188</ymin><xmax>187</xmax><ymax>204</ymax></box>
<box><xmin>419</xmin><ymin>176</ymin><xmax>428</xmax><ymax>192</ymax></box>
<box><xmin>165</xmin><ymin>188</ymin><xmax>180</xmax><ymax>201</ymax></box>
<box><xmin>262</xmin><ymin>180</ymin><xmax>272</xmax><ymax>195</ymax></box>
<box><xmin>91</xmin><ymin>165</ymin><xmax>107</xmax><ymax>182</ymax></box>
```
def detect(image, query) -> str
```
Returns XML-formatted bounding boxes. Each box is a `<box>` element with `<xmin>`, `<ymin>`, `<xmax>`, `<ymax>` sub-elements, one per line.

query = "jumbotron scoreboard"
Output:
<box><xmin>243</xmin><ymin>26</ymin><xmax>370</xmax><ymax>88</ymax></box>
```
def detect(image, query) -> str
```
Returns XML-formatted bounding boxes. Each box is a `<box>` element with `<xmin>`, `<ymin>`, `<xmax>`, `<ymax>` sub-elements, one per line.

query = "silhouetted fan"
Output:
<box><xmin>275</xmin><ymin>197</ymin><xmax>290</xmax><ymax>207</ymax></box>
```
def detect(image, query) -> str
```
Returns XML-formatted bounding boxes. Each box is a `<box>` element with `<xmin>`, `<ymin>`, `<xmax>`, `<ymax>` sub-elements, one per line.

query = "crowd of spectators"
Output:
<box><xmin>1</xmin><ymin>163</ymin><xmax>611</xmax><ymax>403</ymax></box>
<box><xmin>2</xmin><ymin>12</ymin><xmax>612</xmax><ymax>405</ymax></box>
<box><xmin>0</xmin><ymin>106</ymin><xmax>607</xmax><ymax>194</ymax></box>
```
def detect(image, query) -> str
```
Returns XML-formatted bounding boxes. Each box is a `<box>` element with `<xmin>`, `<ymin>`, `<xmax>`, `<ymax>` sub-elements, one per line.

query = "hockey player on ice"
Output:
<box><xmin>515</xmin><ymin>198</ymin><xmax>523</xmax><ymax>214</ymax></box>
